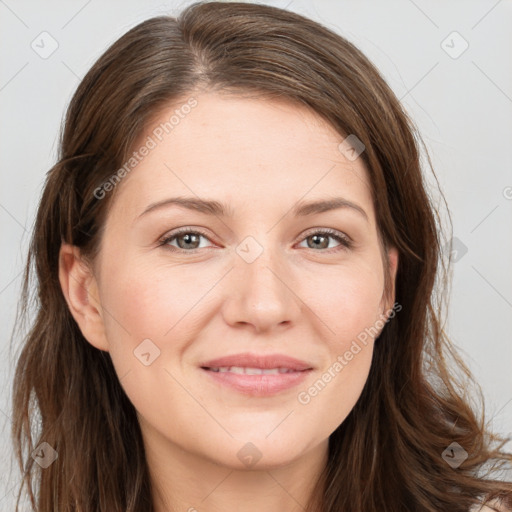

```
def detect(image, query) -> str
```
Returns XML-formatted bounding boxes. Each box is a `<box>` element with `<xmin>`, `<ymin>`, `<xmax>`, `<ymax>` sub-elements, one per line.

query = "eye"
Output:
<box><xmin>159</xmin><ymin>227</ymin><xmax>353</xmax><ymax>254</ymax></box>
<box><xmin>296</xmin><ymin>228</ymin><xmax>352</xmax><ymax>252</ymax></box>
<box><xmin>159</xmin><ymin>228</ymin><xmax>215</xmax><ymax>252</ymax></box>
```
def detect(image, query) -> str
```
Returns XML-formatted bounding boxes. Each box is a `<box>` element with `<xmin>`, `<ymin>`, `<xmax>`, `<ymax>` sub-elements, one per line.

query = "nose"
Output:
<box><xmin>221</xmin><ymin>242</ymin><xmax>302</xmax><ymax>334</ymax></box>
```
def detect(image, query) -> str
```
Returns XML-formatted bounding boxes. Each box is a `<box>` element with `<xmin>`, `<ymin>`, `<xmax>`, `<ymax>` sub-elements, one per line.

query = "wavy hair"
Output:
<box><xmin>10</xmin><ymin>1</ymin><xmax>512</xmax><ymax>510</ymax></box>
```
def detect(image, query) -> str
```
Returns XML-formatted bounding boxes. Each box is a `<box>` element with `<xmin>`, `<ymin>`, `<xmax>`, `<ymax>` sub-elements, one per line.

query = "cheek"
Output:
<box><xmin>98</xmin><ymin>253</ymin><xmax>198</xmax><ymax>345</ymax></box>
<box><xmin>96</xmin><ymin>261</ymin><xmax>198</xmax><ymax>429</ymax></box>
<box><xmin>96</xmin><ymin>255</ymin><xmax>224</xmax><ymax>403</ymax></box>
<box><xmin>300</xmin><ymin>256</ymin><xmax>385</xmax><ymax>343</ymax></box>
<box><xmin>295</xmin><ymin>259</ymin><xmax>384</xmax><ymax>416</ymax></box>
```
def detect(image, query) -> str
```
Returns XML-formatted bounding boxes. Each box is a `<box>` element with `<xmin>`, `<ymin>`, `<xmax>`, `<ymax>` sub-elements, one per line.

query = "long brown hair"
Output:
<box><xmin>11</xmin><ymin>2</ymin><xmax>512</xmax><ymax>511</ymax></box>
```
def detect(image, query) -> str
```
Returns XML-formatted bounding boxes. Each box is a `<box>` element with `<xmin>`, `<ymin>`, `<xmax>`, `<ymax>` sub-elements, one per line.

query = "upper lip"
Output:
<box><xmin>201</xmin><ymin>352</ymin><xmax>314</xmax><ymax>371</ymax></box>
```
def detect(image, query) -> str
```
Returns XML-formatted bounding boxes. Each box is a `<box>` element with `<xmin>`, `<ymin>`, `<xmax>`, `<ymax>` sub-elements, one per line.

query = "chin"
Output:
<box><xmin>203</xmin><ymin>433</ymin><xmax>319</xmax><ymax>471</ymax></box>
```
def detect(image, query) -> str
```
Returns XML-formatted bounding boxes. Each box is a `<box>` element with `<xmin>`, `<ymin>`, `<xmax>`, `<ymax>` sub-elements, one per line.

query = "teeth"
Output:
<box><xmin>208</xmin><ymin>366</ymin><xmax>296</xmax><ymax>375</ymax></box>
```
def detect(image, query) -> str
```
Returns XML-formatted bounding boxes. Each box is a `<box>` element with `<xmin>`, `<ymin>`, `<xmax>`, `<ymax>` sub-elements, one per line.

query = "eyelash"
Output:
<box><xmin>158</xmin><ymin>227</ymin><xmax>353</xmax><ymax>254</ymax></box>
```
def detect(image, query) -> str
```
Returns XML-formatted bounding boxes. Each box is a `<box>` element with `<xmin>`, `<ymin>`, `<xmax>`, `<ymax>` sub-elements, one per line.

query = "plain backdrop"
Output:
<box><xmin>1</xmin><ymin>0</ymin><xmax>511</xmax><ymax>507</ymax></box>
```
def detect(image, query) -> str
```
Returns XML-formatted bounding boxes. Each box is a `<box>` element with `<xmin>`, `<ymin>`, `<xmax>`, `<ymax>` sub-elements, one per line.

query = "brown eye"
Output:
<box><xmin>174</xmin><ymin>232</ymin><xmax>201</xmax><ymax>249</ymax></box>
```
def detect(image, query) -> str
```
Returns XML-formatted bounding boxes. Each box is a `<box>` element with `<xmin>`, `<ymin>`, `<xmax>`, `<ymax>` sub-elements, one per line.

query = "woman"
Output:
<box><xmin>11</xmin><ymin>1</ymin><xmax>512</xmax><ymax>511</ymax></box>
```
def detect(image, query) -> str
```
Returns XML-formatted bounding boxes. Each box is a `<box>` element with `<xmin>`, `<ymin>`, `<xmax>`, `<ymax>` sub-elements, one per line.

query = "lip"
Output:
<box><xmin>199</xmin><ymin>352</ymin><xmax>314</xmax><ymax>397</ymax></box>
<box><xmin>200</xmin><ymin>353</ymin><xmax>314</xmax><ymax>371</ymax></box>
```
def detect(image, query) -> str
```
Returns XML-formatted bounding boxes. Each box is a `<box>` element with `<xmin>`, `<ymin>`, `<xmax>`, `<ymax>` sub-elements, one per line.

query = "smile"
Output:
<box><xmin>201</xmin><ymin>366</ymin><xmax>312</xmax><ymax>396</ymax></box>
<box><xmin>206</xmin><ymin>366</ymin><xmax>298</xmax><ymax>374</ymax></box>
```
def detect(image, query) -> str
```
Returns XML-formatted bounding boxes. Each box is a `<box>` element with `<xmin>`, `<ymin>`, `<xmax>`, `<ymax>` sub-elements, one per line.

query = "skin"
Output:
<box><xmin>59</xmin><ymin>92</ymin><xmax>398</xmax><ymax>512</ymax></box>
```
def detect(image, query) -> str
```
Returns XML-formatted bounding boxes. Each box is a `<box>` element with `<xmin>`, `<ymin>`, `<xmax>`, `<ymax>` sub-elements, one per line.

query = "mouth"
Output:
<box><xmin>203</xmin><ymin>366</ymin><xmax>304</xmax><ymax>375</ymax></box>
<box><xmin>200</xmin><ymin>365</ymin><xmax>313</xmax><ymax>396</ymax></box>
<box><xmin>200</xmin><ymin>352</ymin><xmax>314</xmax><ymax>372</ymax></box>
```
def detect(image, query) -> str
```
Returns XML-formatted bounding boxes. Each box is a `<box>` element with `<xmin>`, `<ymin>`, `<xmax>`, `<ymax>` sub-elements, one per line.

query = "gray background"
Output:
<box><xmin>1</xmin><ymin>0</ymin><xmax>511</xmax><ymax>507</ymax></box>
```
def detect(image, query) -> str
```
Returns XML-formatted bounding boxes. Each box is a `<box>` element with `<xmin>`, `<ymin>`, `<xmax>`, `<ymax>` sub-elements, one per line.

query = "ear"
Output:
<box><xmin>58</xmin><ymin>242</ymin><xmax>110</xmax><ymax>352</ymax></box>
<box><xmin>381</xmin><ymin>245</ymin><xmax>399</xmax><ymax>316</ymax></box>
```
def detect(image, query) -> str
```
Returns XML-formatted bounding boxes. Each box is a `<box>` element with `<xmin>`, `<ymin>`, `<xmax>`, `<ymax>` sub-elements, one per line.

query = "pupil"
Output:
<box><xmin>179</xmin><ymin>233</ymin><xmax>199</xmax><ymax>249</ymax></box>
<box><xmin>310</xmin><ymin>234</ymin><xmax>328</xmax><ymax>249</ymax></box>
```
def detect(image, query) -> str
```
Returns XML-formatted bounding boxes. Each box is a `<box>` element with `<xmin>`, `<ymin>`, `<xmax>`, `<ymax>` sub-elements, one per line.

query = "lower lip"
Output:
<box><xmin>201</xmin><ymin>368</ymin><xmax>313</xmax><ymax>396</ymax></box>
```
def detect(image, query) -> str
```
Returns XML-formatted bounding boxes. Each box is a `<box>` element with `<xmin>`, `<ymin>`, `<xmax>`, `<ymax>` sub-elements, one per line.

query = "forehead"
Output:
<box><xmin>108</xmin><ymin>92</ymin><xmax>375</xmax><ymax>223</ymax></box>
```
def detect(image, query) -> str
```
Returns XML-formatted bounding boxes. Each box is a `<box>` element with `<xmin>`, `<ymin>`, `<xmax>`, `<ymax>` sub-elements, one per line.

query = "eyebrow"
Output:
<box><xmin>135</xmin><ymin>196</ymin><xmax>369</xmax><ymax>222</ymax></box>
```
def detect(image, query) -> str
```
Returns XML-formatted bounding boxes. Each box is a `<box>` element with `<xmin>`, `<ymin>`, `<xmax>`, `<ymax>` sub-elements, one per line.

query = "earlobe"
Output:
<box><xmin>58</xmin><ymin>242</ymin><xmax>110</xmax><ymax>352</ymax></box>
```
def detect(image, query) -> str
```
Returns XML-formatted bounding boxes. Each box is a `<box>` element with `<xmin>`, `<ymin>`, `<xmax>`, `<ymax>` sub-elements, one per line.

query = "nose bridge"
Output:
<box><xmin>236</xmin><ymin>233</ymin><xmax>288</xmax><ymax>300</ymax></box>
<box><xmin>224</xmin><ymin>232</ymin><xmax>300</xmax><ymax>330</ymax></box>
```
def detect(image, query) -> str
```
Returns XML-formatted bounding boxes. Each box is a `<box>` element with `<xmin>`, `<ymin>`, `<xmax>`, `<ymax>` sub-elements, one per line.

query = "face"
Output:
<box><xmin>62</xmin><ymin>92</ymin><xmax>398</xmax><ymax>471</ymax></box>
